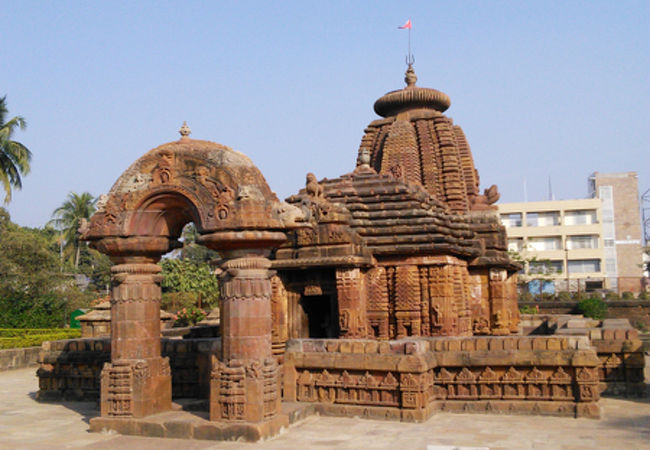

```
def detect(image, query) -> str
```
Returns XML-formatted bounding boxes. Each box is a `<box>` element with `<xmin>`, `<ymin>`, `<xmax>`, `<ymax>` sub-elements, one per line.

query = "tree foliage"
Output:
<box><xmin>0</xmin><ymin>96</ymin><xmax>32</xmax><ymax>204</ymax></box>
<box><xmin>160</xmin><ymin>258</ymin><xmax>220</xmax><ymax>309</ymax></box>
<box><xmin>49</xmin><ymin>191</ymin><xmax>96</xmax><ymax>269</ymax></box>
<box><xmin>0</xmin><ymin>207</ymin><xmax>94</xmax><ymax>328</ymax></box>
<box><xmin>177</xmin><ymin>223</ymin><xmax>219</xmax><ymax>263</ymax></box>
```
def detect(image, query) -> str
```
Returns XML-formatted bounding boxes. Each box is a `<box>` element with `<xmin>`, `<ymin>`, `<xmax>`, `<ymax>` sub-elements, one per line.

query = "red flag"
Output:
<box><xmin>398</xmin><ymin>19</ymin><xmax>412</xmax><ymax>30</ymax></box>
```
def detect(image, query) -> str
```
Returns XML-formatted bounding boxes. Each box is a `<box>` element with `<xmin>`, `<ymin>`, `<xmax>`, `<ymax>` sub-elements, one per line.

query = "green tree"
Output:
<box><xmin>0</xmin><ymin>208</ymin><xmax>94</xmax><ymax>328</ymax></box>
<box><xmin>49</xmin><ymin>192</ymin><xmax>96</xmax><ymax>269</ymax></box>
<box><xmin>172</xmin><ymin>223</ymin><xmax>219</xmax><ymax>263</ymax></box>
<box><xmin>0</xmin><ymin>96</ymin><xmax>32</xmax><ymax>204</ymax></box>
<box><xmin>160</xmin><ymin>258</ymin><xmax>219</xmax><ymax>310</ymax></box>
<box><xmin>78</xmin><ymin>247</ymin><xmax>112</xmax><ymax>293</ymax></box>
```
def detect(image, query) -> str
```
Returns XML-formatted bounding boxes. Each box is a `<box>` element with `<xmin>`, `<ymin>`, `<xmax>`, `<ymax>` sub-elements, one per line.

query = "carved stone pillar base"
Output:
<box><xmin>210</xmin><ymin>357</ymin><xmax>280</xmax><ymax>422</ymax></box>
<box><xmin>99</xmin><ymin>357</ymin><xmax>171</xmax><ymax>418</ymax></box>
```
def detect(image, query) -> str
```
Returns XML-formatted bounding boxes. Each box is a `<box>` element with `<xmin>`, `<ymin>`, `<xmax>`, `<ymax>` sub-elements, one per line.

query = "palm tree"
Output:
<box><xmin>0</xmin><ymin>96</ymin><xmax>32</xmax><ymax>204</ymax></box>
<box><xmin>49</xmin><ymin>192</ymin><xmax>97</xmax><ymax>269</ymax></box>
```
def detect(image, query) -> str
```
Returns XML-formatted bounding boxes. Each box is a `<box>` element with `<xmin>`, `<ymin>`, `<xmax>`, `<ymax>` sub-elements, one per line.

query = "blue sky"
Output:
<box><xmin>2</xmin><ymin>1</ymin><xmax>649</xmax><ymax>228</ymax></box>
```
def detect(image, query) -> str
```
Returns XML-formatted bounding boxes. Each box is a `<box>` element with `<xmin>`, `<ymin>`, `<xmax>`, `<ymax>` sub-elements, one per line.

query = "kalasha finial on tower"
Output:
<box><xmin>179</xmin><ymin>121</ymin><xmax>191</xmax><ymax>139</ymax></box>
<box><xmin>405</xmin><ymin>64</ymin><xmax>417</xmax><ymax>87</ymax></box>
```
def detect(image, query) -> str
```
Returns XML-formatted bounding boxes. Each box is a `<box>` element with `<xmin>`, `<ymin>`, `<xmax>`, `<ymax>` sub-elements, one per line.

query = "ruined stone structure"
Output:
<box><xmin>67</xmin><ymin>68</ymin><xmax>627</xmax><ymax>441</ymax></box>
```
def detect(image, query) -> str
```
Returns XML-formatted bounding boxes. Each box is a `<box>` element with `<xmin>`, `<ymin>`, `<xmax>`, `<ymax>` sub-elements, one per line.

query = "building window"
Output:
<box><xmin>605</xmin><ymin>258</ymin><xmax>617</xmax><ymax>273</ymax></box>
<box><xmin>566</xmin><ymin>235</ymin><xmax>599</xmax><ymax>249</ymax></box>
<box><xmin>500</xmin><ymin>213</ymin><xmax>522</xmax><ymax>227</ymax></box>
<box><xmin>507</xmin><ymin>238</ymin><xmax>524</xmax><ymax>252</ymax></box>
<box><xmin>527</xmin><ymin>236</ymin><xmax>562</xmax><ymax>251</ymax></box>
<box><xmin>564</xmin><ymin>210</ymin><xmax>597</xmax><ymax>225</ymax></box>
<box><xmin>604</xmin><ymin>239</ymin><xmax>615</xmax><ymax>247</ymax></box>
<box><xmin>526</xmin><ymin>211</ymin><xmax>560</xmax><ymax>227</ymax></box>
<box><xmin>568</xmin><ymin>259</ymin><xmax>601</xmax><ymax>273</ymax></box>
<box><xmin>529</xmin><ymin>260</ymin><xmax>563</xmax><ymax>274</ymax></box>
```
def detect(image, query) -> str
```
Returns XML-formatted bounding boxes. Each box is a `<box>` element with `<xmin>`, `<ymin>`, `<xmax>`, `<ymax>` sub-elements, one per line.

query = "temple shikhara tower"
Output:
<box><xmin>273</xmin><ymin>64</ymin><xmax>520</xmax><ymax>345</ymax></box>
<box><xmin>62</xmin><ymin>63</ymin><xmax>642</xmax><ymax>442</ymax></box>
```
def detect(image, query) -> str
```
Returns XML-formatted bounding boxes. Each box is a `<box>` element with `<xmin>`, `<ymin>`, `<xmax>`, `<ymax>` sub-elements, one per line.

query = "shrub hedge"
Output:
<box><xmin>0</xmin><ymin>329</ymin><xmax>81</xmax><ymax>349</ymax></box>
<box><xmin>577</xmin><ymin>297</ymin><xmax>608</xmax><ymax>320</ymax></box>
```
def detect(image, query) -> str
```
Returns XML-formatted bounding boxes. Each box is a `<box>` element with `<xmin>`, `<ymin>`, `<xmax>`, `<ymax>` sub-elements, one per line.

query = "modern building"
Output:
<box><xmin>497</xmin><ymin>172</ymin><xmax>644</xmax><ymax>294</ymax></box>
<box><xmin>589</xmin><ymin>172</ymin><xmax>644</xmax><ymax>293</ymax></box>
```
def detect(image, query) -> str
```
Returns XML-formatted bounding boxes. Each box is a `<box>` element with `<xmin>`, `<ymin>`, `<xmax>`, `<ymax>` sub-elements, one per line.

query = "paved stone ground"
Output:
<box><xmin>0</xmin><ymin>366</ymin><xmax>648</xmax><ymax>449</ymax></box>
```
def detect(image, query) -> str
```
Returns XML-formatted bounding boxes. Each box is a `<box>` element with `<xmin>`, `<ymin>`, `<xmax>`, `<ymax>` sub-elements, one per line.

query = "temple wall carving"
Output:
<box><xmin>284</xmin><ymin>336</ymin><xmax>602</xmax><ymax>420</ymax></box>
<box><xmin>336</xmin><ymin>268</ymin><xmax>368</xmax><ymax>339</ymax></box>
<box><xmin>270</xmin><ymin>275</ymin><xmax>289</xmax><ymax>361</ymax></box>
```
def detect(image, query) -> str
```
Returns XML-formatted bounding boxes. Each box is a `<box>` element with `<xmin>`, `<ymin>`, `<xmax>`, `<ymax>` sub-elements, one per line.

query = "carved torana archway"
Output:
<box><xmin>81</xmin><ymin>124</ymin><xmax>303</xmax><ymax>427</ymax></box>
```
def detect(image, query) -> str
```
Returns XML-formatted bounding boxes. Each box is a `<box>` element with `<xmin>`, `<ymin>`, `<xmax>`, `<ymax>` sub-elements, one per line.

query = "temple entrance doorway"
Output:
<box><xmin>300</xmin><ymin>295</ymin><xmax>339</xmax><ymax>338</ymax></box>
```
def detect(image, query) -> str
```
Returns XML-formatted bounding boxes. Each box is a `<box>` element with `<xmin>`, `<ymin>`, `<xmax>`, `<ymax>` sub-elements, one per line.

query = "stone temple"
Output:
<box><xmin>36</xmin><ymin>65</ymin><xmax>645</xmax><ymax>441</ymax></box>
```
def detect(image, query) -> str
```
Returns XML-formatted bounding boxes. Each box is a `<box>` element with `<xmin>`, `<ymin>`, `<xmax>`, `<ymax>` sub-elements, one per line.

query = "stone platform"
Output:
<box><xmin>89</xmin><ymin>408</ymin><xmax>294</xmax><ymax>442</ymax></box>
<box><xmin>1</xmin><ymin>367</ymin><xmax>649</xmax><ymax>449</ymax></box>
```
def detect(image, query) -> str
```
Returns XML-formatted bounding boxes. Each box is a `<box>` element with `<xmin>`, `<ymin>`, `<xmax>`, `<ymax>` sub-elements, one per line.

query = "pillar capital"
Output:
<box><xmin>90</xmin><ymin>236</ymin><xmax>181</xmax><ymax>264</ymax></box>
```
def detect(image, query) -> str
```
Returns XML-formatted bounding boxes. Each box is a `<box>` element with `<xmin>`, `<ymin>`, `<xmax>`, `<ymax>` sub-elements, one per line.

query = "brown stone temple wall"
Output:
<box><xmin>37</xmin><ymin>338</ymin><xmax>218</xmax><ymax>401</ymax></box>
<box><xmin>283</xmin><ymin>336</ymin><xmax>602</xmax><ymax>420</ymax></box>
<box><xmin>275</xmin><ymin>256</ymin><xmax>519</xmax><ymax>346</ymax></box>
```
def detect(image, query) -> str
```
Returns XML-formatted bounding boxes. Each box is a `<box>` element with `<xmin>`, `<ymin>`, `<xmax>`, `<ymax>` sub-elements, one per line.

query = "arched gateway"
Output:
<box><xmin>81</xmin><ymin>124</ymin><xmax>303</xmax><ymax>429</ymax></box>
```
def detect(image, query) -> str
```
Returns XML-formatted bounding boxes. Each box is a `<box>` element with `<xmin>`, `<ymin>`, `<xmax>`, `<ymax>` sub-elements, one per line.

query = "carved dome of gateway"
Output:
<box><xmin>360</xmin><ymin>65</ymin><xmax>499</xmax><ymax>214</ymax></box>
<box><xmin>84</xmin><ymin>128</ymin><xmax>304</xmax><ymax>243</ymax></box>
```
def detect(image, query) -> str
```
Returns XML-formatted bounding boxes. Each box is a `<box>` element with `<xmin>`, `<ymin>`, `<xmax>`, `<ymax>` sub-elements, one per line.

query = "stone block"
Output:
<box><xmin>602</xmin><ymin>319</ymin><xmax>632</xmax><ymax>329</ymax></box>
<box><xmin>352</xmin><ymin>342</ymin><xmax>365</xmax><ymax>354</ymax></box>
<box><xmin>576</xmin><ymin>402</ymin><xmax>600</xmax><ymax>419</ymax></box>
<box><xmin>390</xmin><ymin>342</ymin><xmax>405</xmax><ymax>354</ymax></box>
<box><xmin>364</xmin><ymin>341</ymin><xmax>378</xmax><ymax>354</ymax></box>
<box><xmin>517</xmin><ymin>339</ymin><xmax>532</xmax><ymax>351</ymax></box>
<box><xmin>475</xmin><ymin>339</ymin><xmax>489</xmax><ymax>351</ymax></box>
<box><xmin>488</xmin><ymin>339</ymin><xmax>503</xmax><ymax>351</ymax></box>
<box><xmin>339</xmin><ymin>341</ymin><xmax>352</xmax><ymax>353</ymax></box>
<box><xmin>140</xmin><ymin>421</ymin><xmax>165</xmax><ymax>438</ymax></box>
<box><xmin>193</xmin><ymin>424</ymin><xmax>223</xmax><ymax>441</ymax></box>
<box><xmin>589</xmin><ymin>329</ymin><xmax>603</xmax><ymax>340</ymax></box>
<box><xmin>547</xmin><ymin>338</ymin><xmax>562</xmax><ymax>350</ymax></box>
<box><xmin>326</xmin><ymin>341</ymin><xmax>339</xmax><ymax>352</ymax></box>
<box><xmin>566</xmin><ymin>318</ymin><xmax>590</xmax><ymax>329</ymax></box>
<box><xmin>503</xmin><ymin>338</ymin><xmax>516</xmax><ymax>350</ymax></box>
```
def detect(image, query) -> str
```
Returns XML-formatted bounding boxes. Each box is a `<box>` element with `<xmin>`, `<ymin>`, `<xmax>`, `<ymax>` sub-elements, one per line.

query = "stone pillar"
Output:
<box><xmin>335</xmin><ymin>267</ymin><xmax>368</xmax><ymax>338</ymax></box>
<box><xmin>210</xmin><ymin>254</ymin><xmax>280</xmax><ymax>422</ymax></box>
<box><xmin>489</xmin><ymin>268</ymin><xmax>510</xmax><ymax>335</ymax></box>
<box><xmin>100</xmin><ymin>260</ymin><xmax>171</xmax><ymax>418</ymax></box>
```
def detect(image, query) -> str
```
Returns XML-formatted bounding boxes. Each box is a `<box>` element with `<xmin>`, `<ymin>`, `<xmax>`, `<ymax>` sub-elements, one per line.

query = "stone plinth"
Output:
<box><xmin>283</xmin><ymin>336</ymin><xmax>602</xmax><ymax>420</ymax></box>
